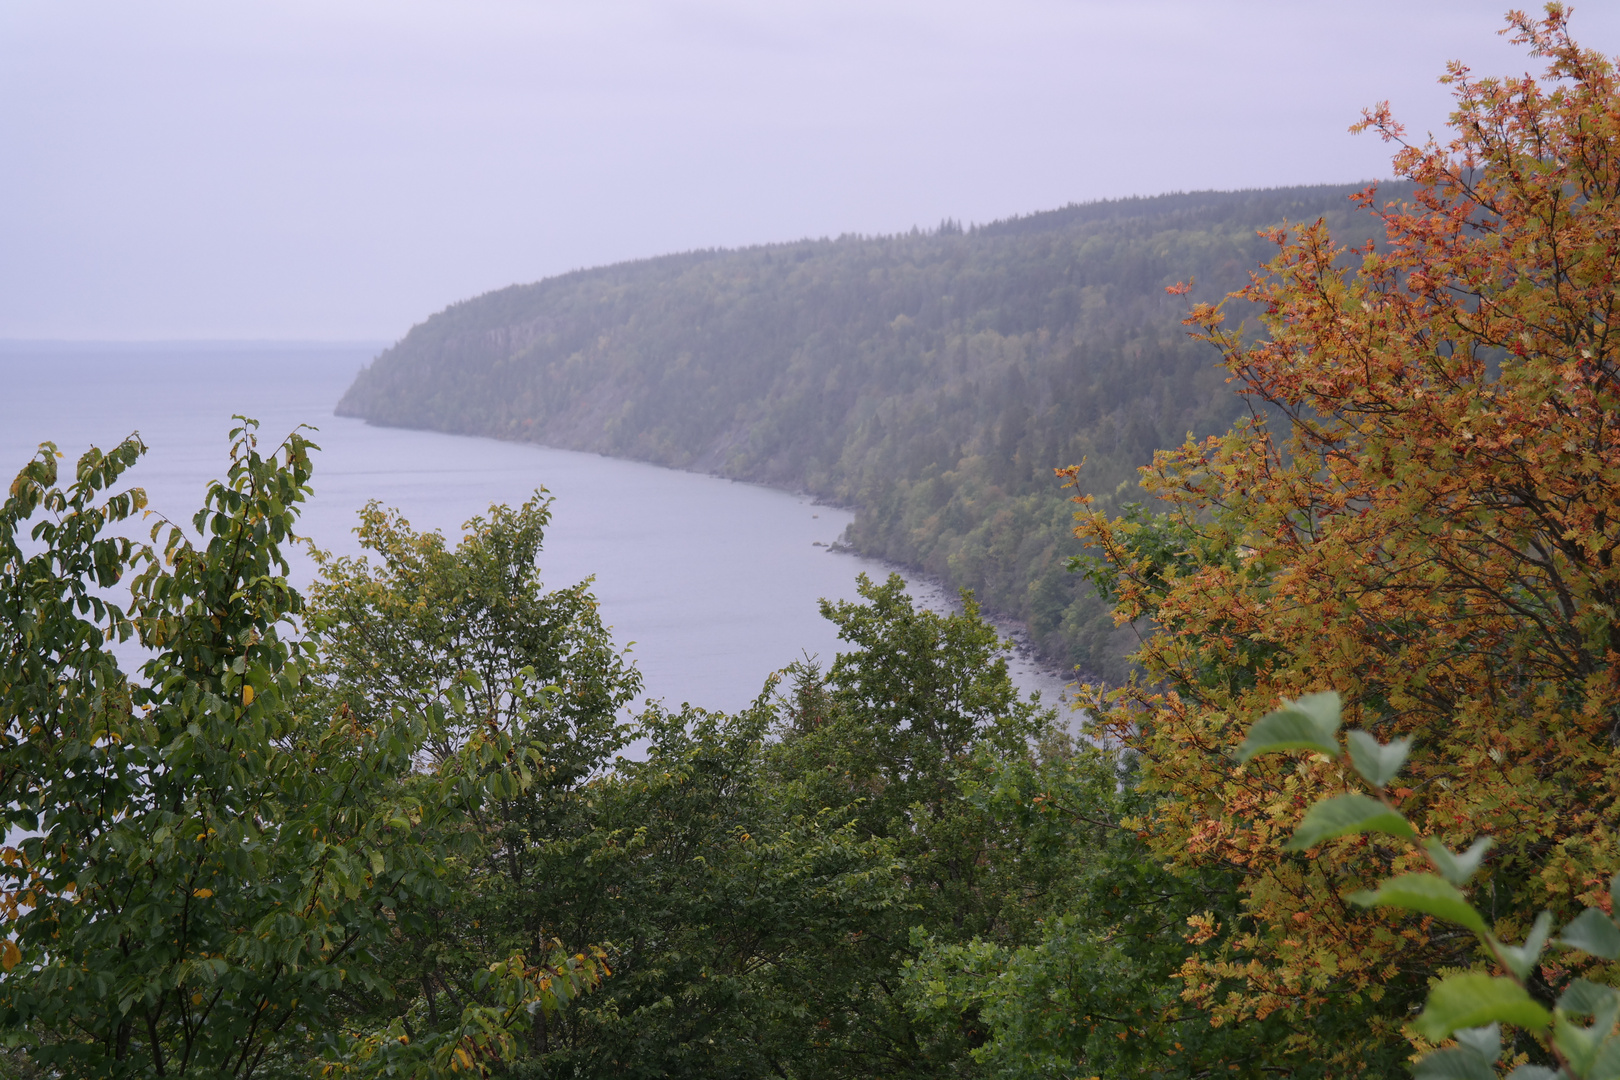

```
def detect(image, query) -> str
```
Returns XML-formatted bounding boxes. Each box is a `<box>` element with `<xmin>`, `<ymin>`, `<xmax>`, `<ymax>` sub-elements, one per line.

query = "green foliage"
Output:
<box><xmin>1345</xmin><ymin>730</ymin><xmax>1412</xmax><ymax>788</ymax></box>
<box><xmin>25</xmin><ymin>420</ymin><xmax>1549</xmax><ymax>1080</ymax></box>
<box><xmin>1285</xmin><ymin>793</ymin><xmax>1415</xmax><ymax>850</ymax></box>
<box><xmin>754</xmin><ymin>574</ymin><xmax>1054</xmax><ymax>1078</ymax></box>
<box><xmin>1559</xmin><ymin>912</ymin><xmax>1620</xmax><ymax>962</ymax></box>
<box><xmin>1427</xmin><ymin>840</ymin><xmax>1498</xmax><ymax>889</ymax></box>
<box><xmin>302</xmin><ymin>491</ymin><xmax>640</xmax><ymax>1073</ymax></box>
<box><xmin>900</xmin><ymin>741</ymin><xmax>1301</xmax><ymax>1079</ymax></box>
<box><xmin>1238</xmin><ymin>689</ymin><xmax>1620</xmax><ymax>1079</ymax></box>
<box><xmin>1351</xmin><ymin>875</ymin><xmax>1492</xmax><ymax>938</ymax></box>
<box><xmin>0</xmin><ymin>426</ymin><xmax>606</xmax><ymax>1078</ymax></box>
<box><xmin>337</xmin><ymin>184</ymin><xmax>1410</xmax><ymax>682</ymax></box>
<box><xmin>498</xmin><ymin>573</ymin><xmax>1064</xmax><ymax>1080</ymax></box>
<box><xmin>1235</xmin><ymin>691</ymin><xmax>1344</xmax><ymax>760</ymax></box>
<box><xmin>1414</xmin><ymin>979</ymin><xmax>1548</xmax><ymax>1047</ymax></box>
<box><xmin>307</xmin><ymin>493</ymin><xmax>639</xmax><ymax>778</ymax></box>
<box><xmin>509</xmin><ymin>700</ymin><xmax>904</xmax><ymax>1080</ymax></box>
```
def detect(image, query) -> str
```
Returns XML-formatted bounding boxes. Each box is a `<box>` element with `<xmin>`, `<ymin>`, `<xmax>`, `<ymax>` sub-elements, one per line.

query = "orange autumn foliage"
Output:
<box><xmin>1071</xmin><ymin>4</ymin><xmax>1620</xmax><ymax>1062</ymax></box>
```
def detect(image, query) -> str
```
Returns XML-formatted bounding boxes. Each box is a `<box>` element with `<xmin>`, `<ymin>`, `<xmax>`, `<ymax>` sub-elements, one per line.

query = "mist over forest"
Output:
<box><xmin>339</xmin><ymin>181</ymin><xmax>1411</xmax><ymax>682</ymax></box>
<box><xmin>13</xmin><ymin>7</ymin><xmax>1620</xmax><ymax>1075</ymax></box>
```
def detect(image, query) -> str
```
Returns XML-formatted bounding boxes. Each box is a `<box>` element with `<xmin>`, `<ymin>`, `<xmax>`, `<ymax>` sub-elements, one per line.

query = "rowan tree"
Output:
<box><xmin>1071</xmin><ymin>6</ymin><xmax>1620</xmax><ymax>1069</ymax></box>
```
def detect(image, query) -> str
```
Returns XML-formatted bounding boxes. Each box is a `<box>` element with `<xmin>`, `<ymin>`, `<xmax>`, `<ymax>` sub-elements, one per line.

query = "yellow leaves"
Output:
<box><xmin>194</xmin><ymin>888</ymin><xmax>213</xmax><ymax>898</ymax></box>
<box><xmin>0</xmin><ymin>940</ymin><xmax>19</xmax><ymax>970</ymax></box>
<box><xmin>242</xmin><ymin>684</ymin><xmax>254</xmax><ymax>706</ymax></box>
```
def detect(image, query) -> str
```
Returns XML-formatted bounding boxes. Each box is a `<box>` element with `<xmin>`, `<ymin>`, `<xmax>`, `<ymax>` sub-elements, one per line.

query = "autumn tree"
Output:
<box><xmin>1071</xmin><ymin>5</ymin><xmax>1620</xmax><ymax>1070</ymax></box>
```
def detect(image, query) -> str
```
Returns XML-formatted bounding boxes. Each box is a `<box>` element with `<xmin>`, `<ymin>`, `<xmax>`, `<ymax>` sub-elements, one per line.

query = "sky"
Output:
<box><xmin>4</xmin><ymin>1</ymin><xmax>1618</xmax><ymax>342</ymax></box>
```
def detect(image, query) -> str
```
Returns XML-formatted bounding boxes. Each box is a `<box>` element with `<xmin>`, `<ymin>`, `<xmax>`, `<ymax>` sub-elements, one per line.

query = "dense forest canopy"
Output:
<box><xmin>337</xmin><ymin>182</ymin><xmax>1411</xmax><ymax>681</ymax></box>
<box><xmin>13</xmin><ymin>8</ymin><xmax>1620</xmax><ymax>1078</ymax></box>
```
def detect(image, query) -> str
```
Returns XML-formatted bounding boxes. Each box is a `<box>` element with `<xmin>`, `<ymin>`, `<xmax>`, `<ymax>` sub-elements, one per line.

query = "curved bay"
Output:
<box><xmin>1</xmin><ymin>342</ymin><xmax>1073</xmax><ymax>714</ymax></box>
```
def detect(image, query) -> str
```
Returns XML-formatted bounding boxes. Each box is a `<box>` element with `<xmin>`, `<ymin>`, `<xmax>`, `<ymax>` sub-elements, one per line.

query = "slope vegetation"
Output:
<box><xmin>338</xmin><ymin>182</ymin><xmax>1408</xmax><ymax>680</ymax></box>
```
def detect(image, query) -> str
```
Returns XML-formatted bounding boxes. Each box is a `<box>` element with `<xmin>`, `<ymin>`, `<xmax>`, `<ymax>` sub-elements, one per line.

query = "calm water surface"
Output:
<box><xmin>2</xmin><ymin>343</ymin><xmax>1075</xmax><ymax>715</ymax></box>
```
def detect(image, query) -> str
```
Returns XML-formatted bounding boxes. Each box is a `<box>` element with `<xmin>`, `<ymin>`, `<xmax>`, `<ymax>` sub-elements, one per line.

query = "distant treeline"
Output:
<box><xmin>338</xmin><ymin>182</ymin><xmax>1411</xmax><ymax>681</ymax></box>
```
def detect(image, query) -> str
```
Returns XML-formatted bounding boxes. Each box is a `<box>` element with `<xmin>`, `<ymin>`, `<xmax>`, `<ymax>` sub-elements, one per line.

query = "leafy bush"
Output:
<box><xmin>1241</xmin><ymin>691</ymin><xmax>1620</xmax><ymax>1080</ymax></box>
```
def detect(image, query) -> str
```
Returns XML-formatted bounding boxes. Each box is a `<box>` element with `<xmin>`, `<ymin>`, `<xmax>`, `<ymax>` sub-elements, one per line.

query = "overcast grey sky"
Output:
<box><xmin>3</xmin><ymin>1</ymin><xmax>1617</xmax><ymax>341</ymax></box>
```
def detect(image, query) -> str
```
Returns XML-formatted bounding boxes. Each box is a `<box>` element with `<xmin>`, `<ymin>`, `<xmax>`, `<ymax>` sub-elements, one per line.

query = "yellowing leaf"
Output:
<box><xmin>0</xmin><ymin>939</ymin><xmax>19</xmax><ymax>971</ymax></box>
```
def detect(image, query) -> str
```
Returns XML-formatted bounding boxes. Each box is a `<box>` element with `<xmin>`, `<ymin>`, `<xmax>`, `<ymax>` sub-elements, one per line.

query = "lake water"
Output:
<box><xmin>1</xmin><ymin>342</ymin><xmax>1075</xmax><ymax>717</ymax></box>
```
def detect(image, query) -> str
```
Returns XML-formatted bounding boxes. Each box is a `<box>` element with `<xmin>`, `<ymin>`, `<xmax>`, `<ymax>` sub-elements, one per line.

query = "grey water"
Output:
<box><xmin>1</xmin><ymin>342</ymin><xmax>1076</xmax><ymax>717</ymax></box>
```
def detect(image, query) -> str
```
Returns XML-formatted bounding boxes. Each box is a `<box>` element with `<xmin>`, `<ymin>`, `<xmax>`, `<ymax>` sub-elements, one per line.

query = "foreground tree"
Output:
<box><xmin>758</xmin><ymin>574</ymin><xmax>1055</xmax><ymax>1079</ymax></box>
<box><xmin>1070</xmin><ymin>6</ymin><xmax>1620</xmax><ymax>1071</ymax></box>
<box><xmin>903</xmin><ymin>736</ymin><xmax>1311</xmax><ymax>1079</ymax></box>
<box><xmin>304</xmin><ymin>494</ymin><xmax>639</xmax><ymax>1061</ymax></box>
<box><xmin>0</xmin><ymin>426</ymin><xmax>603</xmax><ymax>1078</ymax></box>
<box><xmin>501</xmin><ymin>699</ymin><xmax>903</xmax><ymax>1080</ymax></box>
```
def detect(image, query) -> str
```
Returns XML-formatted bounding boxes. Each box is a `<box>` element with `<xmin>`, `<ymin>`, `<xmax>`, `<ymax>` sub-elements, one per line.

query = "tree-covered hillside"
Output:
<box><xmin>14</xmin><ymin>15</ymin><xmax>1620</xmax><ymax>1077</ymax></box>
<box><xmin>337</xmin><ymin>182</ymin><xmax>1411</xmax><ymax>680</ymax></box>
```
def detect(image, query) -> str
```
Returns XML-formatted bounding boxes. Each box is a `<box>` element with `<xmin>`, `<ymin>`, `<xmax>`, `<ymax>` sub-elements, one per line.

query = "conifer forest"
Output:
<box><xmin>7</xmin><ymin>8</ymin><xmax>1620</xmax><ymax>1078</ymax></box>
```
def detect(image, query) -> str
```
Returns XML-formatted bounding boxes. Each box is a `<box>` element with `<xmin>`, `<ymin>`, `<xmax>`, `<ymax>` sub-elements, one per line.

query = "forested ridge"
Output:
<box><xmin>13</xmin><ymin>11</ymin><xmax>1620</xmax><ymax>1078</ymax></box>
<box><xmin>337</xmin><ymin>181</ymin><xmax>1412</xmax><ymax>681</ymax></box>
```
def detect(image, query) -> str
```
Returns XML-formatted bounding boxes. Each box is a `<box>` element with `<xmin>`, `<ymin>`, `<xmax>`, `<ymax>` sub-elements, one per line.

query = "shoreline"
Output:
<box><xmin>342</xmin><ymin>417</ymin><xmax>1097</xmax><ymax>710</ymax></box>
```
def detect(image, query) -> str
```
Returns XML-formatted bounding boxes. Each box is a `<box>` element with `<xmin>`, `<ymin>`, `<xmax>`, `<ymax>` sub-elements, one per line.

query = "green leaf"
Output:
<box><xmin>1414</xmin><ymin>1024</ymin><xmax>1501</xmax><ymax>1079</ymax></box>
<box><xmin>1558</xmin><ymin>907</ymin><xmax>1620</xmax><ymax>960</ymax></box>
<box><xmin>1588</xmin><ymin>1033</ymin><xmax>1620</xmax><ymax>1080</ymax></box>
<box><xmin>1554</xmin><ymin>990</ymin><xmax>1620</xmax><ymax>1077</ymax></box>
<box><xmin>1504</xmin><ymin>1068</ymin><xmax>1562</xmax><ymax>1080</ymax></box>
<box><xmin>1349</xmin><ymin>873</ymin><xmax>1490</xmax><ymax>936</ymax></box>
<box><xmin>1427</xmin><ymin>837</ymin><xmax>1495</xmax><ymax>887</ymax></box>
<box><xmin>1497</xmin><ymin>911</ymin><xmax>1553</xmax><ymax>982</ymax></box>
<box><xmin>1236</xmin><ymin>691</ymin><xmax>1341</xmax><ymax>763</ymax></box>
<box><xmin>1413</xmin><ymin>974</ymin><xmax>1552</xmax><ymax>1042</ymax></box>
<box><xmin>1346</xmin><ymin>729</ymin><xmax>1411</xmax><ymax>788</ymax></box>
<box><xmin>1558</xmin><ymin>979</ymin><xmax>1620</xmax><ymax>1017</ymax></box>
<box><xmin>1412</xmin><ymin>1047</ymin><xmax>1495</xmax><ymax>1080</ymax></box>
<box><xmin>1577</xmin><ymin>997</ymin><xmax>1620</xmax><ymax>1080</ymax></box>
<box><xmin>1284</xmin><ymin>793</ymin><xmax>1414</xmax><ymax>850</ymax></box>
<box><xmin>1453</xmin><ymin>1022</ymin><xmax>1502</xmax><ymax>1062</ymax></box>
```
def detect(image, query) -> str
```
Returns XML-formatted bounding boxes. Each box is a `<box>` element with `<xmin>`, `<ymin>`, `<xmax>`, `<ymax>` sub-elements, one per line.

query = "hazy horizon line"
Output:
<box><xmin>1</xmin><ymin>179</ymin><xmax>1403</xmax><ymax>345</ymax></box>
<box><xmin>0</xmin><ymin>338</ymin><xmax>392</xmax><ymax>351</ymax></box>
